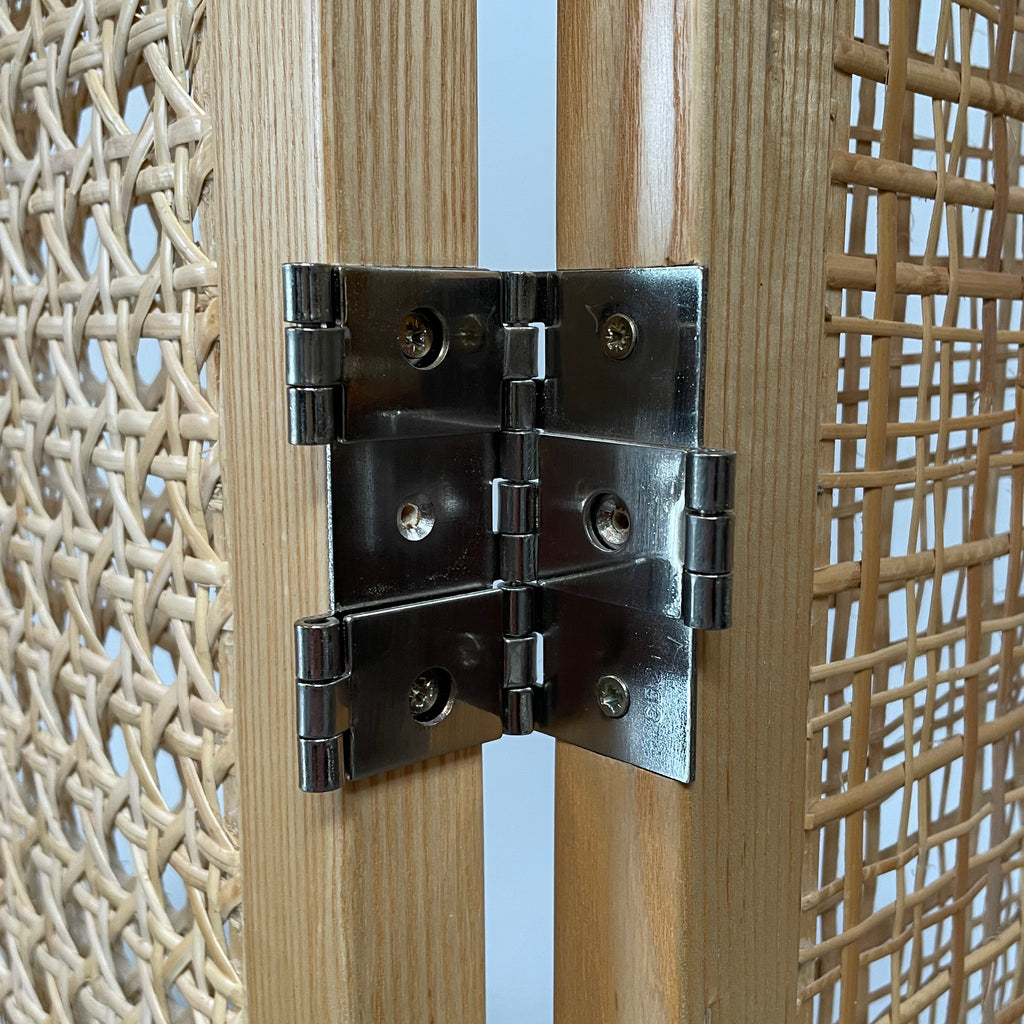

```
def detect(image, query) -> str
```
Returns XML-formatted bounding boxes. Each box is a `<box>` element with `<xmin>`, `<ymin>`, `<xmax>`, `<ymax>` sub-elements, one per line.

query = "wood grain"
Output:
<box><xmin>209</xmin><ymin>3</ymin><xmax>485</xmax><ymax>1022</ymax></box>
<box><xmin>554</xmin><ymin>2</ymin><xmax>836</xmax><ymax>1021</ymax></box>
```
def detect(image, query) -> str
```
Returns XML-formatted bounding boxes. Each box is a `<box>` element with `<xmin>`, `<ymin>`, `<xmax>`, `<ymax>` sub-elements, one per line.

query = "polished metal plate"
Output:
<box><xmin>530</xmin><ymin>269</ymin><xmax>707</xmax><ymax>781</ymax></box>
<box><xmin>344</xmin><ymin>590</ymin><xmax>504</xmax><ymax>780</ymax></box>
<box><xmin>537</xmin><ymin>434</ymin><xmax>688</xmax><ymax>618</ymax></box>
<box><xmin>540</xmin><ymin>593</ymin><xmax>694</xmax><ymax>782</ymax></box>
<box><xmin>330</xmin><ymin>432</ymin><xmax>498</xmax><ymax>610</ymax></box>
<box><xmin>339</xmin><ymin>266</ymin><xmax>505</xmax><ymax>440</ymax></box>
<box><xmin>542</xmin><ymin>266</ymin><xmax>706</xmax><ymax>444</ymax></box>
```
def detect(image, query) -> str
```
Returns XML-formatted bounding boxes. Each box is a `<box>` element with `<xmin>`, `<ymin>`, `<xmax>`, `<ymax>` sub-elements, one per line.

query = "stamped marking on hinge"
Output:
<box><xmin>283</xmin><ymin>263</ymin><xmax>735</xmax><ymax>790</ymax></box>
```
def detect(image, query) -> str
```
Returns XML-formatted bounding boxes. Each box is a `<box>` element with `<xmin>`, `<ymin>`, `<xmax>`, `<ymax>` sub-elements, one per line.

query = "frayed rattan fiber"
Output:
<box><xmin>0</xmin><ymin>2</ymin><xmax>240</xmax><ymax>1021</ymax></box>
<box><xmin>801</xmin><ymin>2</ymin><xmax>1024</xmax><ymax>1022</ymax></box>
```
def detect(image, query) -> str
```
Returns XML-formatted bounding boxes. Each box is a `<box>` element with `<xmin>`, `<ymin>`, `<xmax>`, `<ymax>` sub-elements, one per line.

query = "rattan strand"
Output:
<box><xmin>802</xmin><ymin>2</ymin><xmax>1024</xmax><ymax>1022</ymax></box>
<box><xmin>0</xmin><ymin>2</ymin><xmax>239</xmax><ymax>1020</ymax></box>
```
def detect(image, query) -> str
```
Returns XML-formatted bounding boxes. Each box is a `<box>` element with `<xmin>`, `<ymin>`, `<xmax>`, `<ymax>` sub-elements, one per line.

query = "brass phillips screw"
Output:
<box><xmin>596</xmin><ymin>675</ymin><xmax>630</xmax><ymax>718</ymax></box>
<box><xmin>600</xmin><ymin>312</ymin><xmax>638</xmax><ymax>359</ymax></box>
<box><xmin>409</xmin><ymin>673</ymin><xmax>440</xmax><ymax>716</ymax></box>
<box><xmin>399</xmin><ymin>312</ymin><xmax>433</xmax><ymax>360</ymax></box>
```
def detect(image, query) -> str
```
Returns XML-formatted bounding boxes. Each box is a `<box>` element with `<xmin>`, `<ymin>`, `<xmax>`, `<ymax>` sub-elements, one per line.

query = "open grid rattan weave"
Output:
<box><xmin>0</xmin><ymin>2</ymin><xmax>238</xmax><ymax>1021</ymax></box>
<box><xmin>802</xmin><ymin>1</ymin><xmax>1024</xmax><ymax>1021</ymax></box>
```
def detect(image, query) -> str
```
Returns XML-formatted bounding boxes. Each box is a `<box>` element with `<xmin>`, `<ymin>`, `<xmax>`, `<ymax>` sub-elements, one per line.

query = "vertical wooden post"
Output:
<box><xmin>209</xmin><ymin>3</ymin><xmax>484</xmax><ymax>1022</ymax></box>
<box><xmin>553</xmin><ymin>2</ymin><xmax>835</xmax><ymax>1020</ymax></box>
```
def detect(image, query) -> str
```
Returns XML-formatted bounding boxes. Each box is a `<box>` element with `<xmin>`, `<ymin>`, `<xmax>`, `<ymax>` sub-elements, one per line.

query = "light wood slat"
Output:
<box><xmin>209</xmin><ymin>3</ymin><xmax>485</xmax><ymax>1022</ymax></box>
<box><xmin>553</xmin><ymin>2</ymin><xmax>835</xmax><ymax>1020</ymax></box>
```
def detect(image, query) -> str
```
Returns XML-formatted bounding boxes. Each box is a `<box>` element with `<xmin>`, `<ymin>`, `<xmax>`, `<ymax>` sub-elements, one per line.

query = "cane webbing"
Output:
<box><xmin>0</xmin><ymin>3</ymin><xmax>239</xmax><ymax>1021</ymax></box>
<box><xmin>801</xmin><ymin>2</ymin><xmax>1024</xmax><ymax>1022</ymax></box>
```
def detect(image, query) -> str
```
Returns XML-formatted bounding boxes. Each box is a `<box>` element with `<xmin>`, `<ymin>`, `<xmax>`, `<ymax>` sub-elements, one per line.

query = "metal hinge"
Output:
<box><xmin>283</xmin><ymin>263</ymin><xmax>735</xmax><ymax>791</ymax></box>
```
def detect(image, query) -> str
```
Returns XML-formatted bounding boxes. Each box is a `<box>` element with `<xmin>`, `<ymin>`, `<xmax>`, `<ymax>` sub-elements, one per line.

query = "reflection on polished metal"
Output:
<box><xmin>284</xmin><ymin>263</ymin><xmax>735</xmax><ymax>788</ymax></box>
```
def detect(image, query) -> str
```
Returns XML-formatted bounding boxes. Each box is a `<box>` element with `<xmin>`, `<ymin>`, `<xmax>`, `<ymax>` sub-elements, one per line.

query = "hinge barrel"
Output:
<box><xmin>294</xmin><ymin>615</ymin><xmax>349</xmax><ymax>793</ymax></box>
<box><xmin>681</xmin><ymin>449</ymin><xmax>736</xmax><ymax>630</ymax></box>
<box><xmin>283</xmin><ymin>264</ymin><xmax>346</xmax><ymax>447</ymax></box>
<box><xmin>502</xmin><ymin>270</ymin><xmax>559</xmax><ymax>326</ymax></box>
<box><xmin>282</xmin><ymin>262</ymin><xmax>343</xmax><ymax>324</ymax></box>
<box><xmin>287</xmin><ymin>386</ymin><xmax>340</xmax><ymax>446</ymax></box>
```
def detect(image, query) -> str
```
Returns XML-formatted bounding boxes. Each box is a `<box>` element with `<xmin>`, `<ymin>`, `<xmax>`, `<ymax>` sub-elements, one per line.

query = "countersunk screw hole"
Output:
<box><xmin>409</xmin><ymin>667</ymin><xmax>456</xmax><ymax>725</ymax></box>
<box><xmin>585</xmin><ymin>491</ymin><xmax>632</xmax><ymax>551</ymax></box>
<box><xmin>397</xmin><ymin>495</ymin><xmax>435</xmax><ymax>541</ymax></box>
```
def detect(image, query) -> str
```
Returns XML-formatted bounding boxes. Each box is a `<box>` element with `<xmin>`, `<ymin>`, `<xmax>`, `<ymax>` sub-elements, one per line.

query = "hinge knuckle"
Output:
<box><xmin>500</xmin><ymin>533</ymin><xmax>538</xmax><ymax>585</ymax></box>
<box><xmin>503</xmin><ymin>687</ymin><xmax>535</xmax><ymax>736</ymax></box>
<box><xmin>298</xmin><ymin>737</ymin><xmax>342</xmax><ymax>794</ymax></box>
<box><xmin>285</xmin><ymin>326</ymin><xmax>346</xmax><ymax>387</ymax></box>
<box><xmin>503</xmin><ymin>325</ymin><xmax>540</xmax><ymax>380</ymax></box>
<box><xmin>287</xmin><ymin>384</ymin><xmax>340</xmax><ymax>446</ymax></box>
<box><xmin>500</xmin><ymin>431</ymin><xmax>539</xmax><ymax>481</ymax></box>
<box><xmin>283</xmin><ymin>262</ymin><xmax>343</xmax><ymax>325</ymax></box>
<box><xmin>681</xmin><ymin>448</ymin><xmax>735</xmax><ymax>630</ymax></box>
<box><xmin>503</xmin><ymin>585</ymin><xmax>534</xmax><ymax>637</ymax></box>
<box><xmin>497</xmin><ymin>480</ymin><xmax>538</xmax><ymax>535</ymax></box>
<box><xmin>295</xmin><ymin>615</ymin><xmax>348</xmax><ymax>792</ymax></box>
<box><xmin>297</xmin><ymin>677</ymin><xmax>350</xmax><ymax>739</ymax></box>
<box><xmin>686</xmin><ymin>449</ymin><xmax>736</xmax><ymax>513</ymax></box>
<box><xmin>502</xmin><ymin>270</ymin><xmax>559</xmax><ymax>326</ymax></box>
<box><xmin>683</xmin><ymin>511</ymin><xmax>734</xmax><ymax>576</ymax></box>
<box><xmin>294</xmin><ymin>615</ymin><xmax>344</xmax><ymax>679</ymax></box>
<box><xmin>682</xmin><ymin>572</ymin><xmax>733</xmax><ymax>631</ymax></box>
<box><xmin>504</xmin><ymin>634</ymin><xmax>537</xmax><ymax>688</ymax></box>
<box><xmin>502</xmin><ymin>379</ymin><xmax>537</xmax><ymax>431</ymax></box>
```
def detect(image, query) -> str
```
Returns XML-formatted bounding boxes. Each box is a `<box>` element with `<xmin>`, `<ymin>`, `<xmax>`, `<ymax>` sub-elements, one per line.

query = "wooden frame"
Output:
<box><xmin>209</xmin><ymin>3</ymin><xmax>485</xmax><ymax>1021</ymax></box>
<box><xmin>553</xmin><ymin>2</ymin><xmax>835</xmax><ymax>1020</ymax></box>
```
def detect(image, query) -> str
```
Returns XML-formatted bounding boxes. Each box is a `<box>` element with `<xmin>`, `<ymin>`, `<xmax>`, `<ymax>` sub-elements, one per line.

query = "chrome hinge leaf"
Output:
<box><xmin>283</xmin><ymin>263</ymin><xmax>735</xmax><ymax>790</ymax></box>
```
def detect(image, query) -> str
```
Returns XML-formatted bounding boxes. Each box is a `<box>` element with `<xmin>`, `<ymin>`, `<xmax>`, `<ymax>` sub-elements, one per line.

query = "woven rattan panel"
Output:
<box><xmin>801</xmin><ymin>2</ymin><xmax>1024</xmax><ymax>1021</ymax></box>
<box><xmin>0</xmin><ymin>2</ymin><xmax>239</xmax><ymax>1020</ymax></box>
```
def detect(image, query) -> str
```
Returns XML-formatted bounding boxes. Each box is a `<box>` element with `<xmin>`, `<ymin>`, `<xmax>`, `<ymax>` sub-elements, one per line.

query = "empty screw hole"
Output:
<box><xmin>397</xmin><ymin>495</ymin><xmax>435</xmax><ymax>541</ymax></box>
